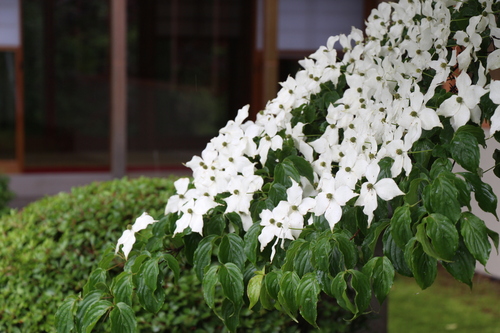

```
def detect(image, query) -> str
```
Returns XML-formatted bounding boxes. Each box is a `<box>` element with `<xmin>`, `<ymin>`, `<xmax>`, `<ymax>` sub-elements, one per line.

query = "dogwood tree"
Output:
<box><xmin>57</xmin><ymin>0</ymin><xmax>500</xmax><ymax>332</ymax></box>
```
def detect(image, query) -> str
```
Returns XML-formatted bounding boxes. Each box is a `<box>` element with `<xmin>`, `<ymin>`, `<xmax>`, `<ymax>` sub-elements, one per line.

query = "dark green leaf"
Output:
<box><xmin>218</xmin><ymin>233</ymin><xmax>246</xmax><ymax>271</ymax></box>
<box><xmin>450</xmin><ymin>131</ymin><xmax>480</xmax><ymax>172</ymax></box>
<box><xmin>363</xmin><ymin>256</ymin><xmax>395</xmax><ymax>304</ymax></box>
<box><xmin>361</xmin><ymin>219</ymin><xmax>390</xmax><ymax>261</ymax></box>
<box><xmin>294</xmin><ymin>242</ymin><xmax>314</xmax><ymax>277</ymax></box>
<box><xmin>80</xmin><ymin>300</ymin><xmax>113</xmax><ymax>333</ymax></box>
<box><xmin>244</xmin><ymin>222</ymin><xmax>261</xmax><ymax>265</ymax></box>
<box><xmin>404</xmin><ymin>178</ymin><xmax>429</xmax><ymax>206</ymax></box>
<box><xmin>139</xmin><ymin>258</ymin><xmax>159</xmax><ymax>292</ymax></box>
<box><xmin>202</xmin><ymin>265</ymin><xmax>220</xmax><ymax>309</ymax></box>
<box><xmin>268</xmin><ymin>182</ymin><xmax>288</xmax><ymax>206</ymax></box>
<box><xmin>205</xmin><ymin>214</ymin><xmax>226</xmax><ymax>236</ymax></box>
<box><xmin>332</xmin><ymin>272</ymin><xmax>356</xmax><ymax>314</ymax></box>
<box><xmin>383</xmin><ymin>231</ymin><xmax>413</xmax><ymax>277</ymax></box>
<box><xmin>442</xmin><ymin>240</ymin><xmax>476</xmax><ymax>288</ymax></box>
<box><xmin>274</xmin><ymin>160</ymin><xmax>301</xmax><ymax>187</ymax></box>
<box><xmin>455</xmin><ymin>125</ymin><xmax>486</xmax><ymax>148</ymax></box>
<box><xmin>83</xmin><ymin>268</ymin><xmax>107</xmax><ymax>297</ymax></box>
<box><xmin>333</xmin><ymin>231</ymin><xmax>358</xmax><ymax>270</ymax></box>
<box><xmin>424</xmin><ymin>213</ymin><xmax>459</xmax><ymax>261</ymax></box>
<box><xmin>264</xmin><ymin>271</ymin><xmax>282</xmax><ymax>300</ymax></box>
<box><xmin>349</xmin><ymin>270</ymin><xmax>372</xmax><ymax>317</ymax></box>
<box><xmin>412</xmin><ymin>138</ymin><xmax>435</xmax><ymax>169</ymax></box>
<box><xmin>284</xmin><ymin>155</ymin><xmax>315</xmax><ymax>184</ymax></box>
<box><xmin>75</xmin><ymin>290</ymin><xmax>104</xmax><ymax>331</ymax></box>
<box><xmin>163</xmin><ymin>253</ymin><xmax>180</xmax><ymax>284</ymax></box>
<box><xmin>460</xmin><ymin>172</ymin><xmax>499</xmax><ymax>219</ymax></box>
<box><xmin>460</xmin><ymin>212</ymin><xmax>491</xmax><ymax>266</ymax></box>
<box><xmin>282</xmin><ymin>238</ymin><xmax>307</xmax><ymax>272</ymax></box>
<box><xmin>220</xmin><ymin>263</ymin><xmax>244</xmax><ymax>307</ymax></box>
<box><xmin>390</xmin><ymin>205</ymin><xmax>413</xmax><ymax>249</ymax></box>
<box><xmin>56</xmin><ymin>295</ymin><xmax>79</xmax><ymax>333</ymax></box>
<box><xmin>493</xmin><ymin>149</ymin><xmax>500</xmax><ymax>178</ymax></box>
<box><xmin>427</xmin><ymin>175</ymin><xmax>461</xmax><ymax>222</ymax></box>
<box><xmin>221</xmin><ymin>298</ymin><xmax>242</xmax><ymax>333</ymax></box>
<box><xmin>429</xmin><ymin>158</ymin><xmax>453</xmax><ymax>179</ymax></box>
<box><xmin>111</xmin><ymin>272</ymin><xmax>133</xmax><ymax>306</ymax></box>
<box><xmin>110</xmin><ymin>302</ymin><xmax>137</xmax><ymax>333</ymax></box>
<box><xmin>297</xmin><ymin>273</ymin><xmax>320</xmax><ymax>327</ymax></box>
<box><xmin>311</xmin><ymin>233</ymin><xmax>332</xmax><ymax>272</ymax></box>
<box><xmin>193</xmin><ymin>235</ymin><xmax>217</xmax><ymax>281</ymax></box>
<box><xmin>404</xmin><ymin>239</ymin><xmax>437</xmax><ymax>289</ymax></box>
<box><xmin>278</xmin><ymin>271</ymin><xmax>300</xmax><ymax>321</ymax></box>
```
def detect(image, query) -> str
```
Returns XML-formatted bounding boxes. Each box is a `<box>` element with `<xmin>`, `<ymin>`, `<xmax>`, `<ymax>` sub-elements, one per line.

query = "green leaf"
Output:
<box><xmin>460</xmin><ymin>172</ymin><xmax>499</xmax><ymax>219</ymax></box>
<box><xmin>455</xmin><ymin>124</ymin><xmax>486</xmax><ymax>148</ymax></box>
<box><xmin>80</xmin><ymin>300</ymin><xmax>113</xmax><ymax>333</ymax></box>
<box><xmin>56</xmin><ymin>295</ymin><xmax>79</xmax><ymax>333</ymax></box>
<box><xmin>332</xmin><ymin>272</ymin><xmax>356</xmax><ymax>314</ymax></box>
<box><xmin>423</xmin><ymin>213</ymin><xmax>459</xmax><ymax>261</ymax></box>
<box><xmin>219</xmin><ymin>263</ymin><xmax>244</xmax><ymax>307</ymax></box>
<box><xmin>311</xmin><ymin>232</ymin><xmax>332</xmax><ymax>272</ymax></box>
<box><xmin>412</xmin><ymin>138</ymin><xmax>435</xmax><ymax>168</ymax></box>
<box><xmin>361</xmin><ymin>219</ymin><xmax>390</xmax><ymax>261</ymax></box>
<box><xmin>139</xmin><ymin>258</ymin><xmax>159</xmax><ymax>292</ymax></box>
<box><xmin>349</xmin><ymin>270</ymin><xmax>372</xmax><ymax>317</ymax></box>
<box><xmin>218</xmin><ymin>233</ymin><xmax>246</xmax><ymax>271</ymax></box>
<box><xmin>111</xmin><ymin>272</ymin><xmax>134</xmax><ymax>306</ymax></box>
<box><xmin>460</xmin><ymin>212</ymin><xmax>491</xmax><ymax>266</ymax></box>
<box><xmin>264</xmin><ymin>271</ymin><xmax>282</xmax><ymax>300</ymax></box>
<box><xmin>193</xmin><ymin>235</ymin><xmax>217</xmax><ymax>281</ymax></box>
<box><xmin>284</xmin><ymin>155</ymin><xmax>315</xmax><ymax>184</ymax></box>
<box><xmin>282</xmin><ymin>238</ymin><xmax>307</xmax><ymax>272</ymax></box>
<box><xmin>205</xmin><ymin>214</ymin><xmax>226</xmax><ymax>236</ymax></box>
<box><xmin>404</xmin><ymin>178</ymin><xmax>429</xmax><ymax>206</ymax></box>
<box><xmin>244</xmin><ymin>222</ymin><xmax>261</xmax><ymax>265</ymax></box>
<box><xmin>268</xmin><ymin>182</ymin><xmax>288</xmax><ymax>206</ymax></box>
<box><xmin>221</xmin><ymin>298</ymin><xmax>242</xmax><ymax>333</ymax></box>
<box><xmin>294</xmin><ymin>241</ymin><xmax>314</xmax><ymax>277</ymax></box>
<box><xmin>333</xmin><ymin>231</ymin><xmax>358</xmax><ymax>270</ymax></box>
<box><xmin>110</xmin><ymin>302</ymin><xmax>137</xmax><ymax>333</ymax></box>
<box><xmin>98</xmin><ymin>248</ymin><xmax>117</xmax><ymax>270</ymax></box>
<box><xmin>75</xmin><ymin>290</ymin><xmax>104</xmax><ymax>331</ymax></box>
<box><xmin>404</xmin><ymin>239</ymin><xmax>437</xmax><ymax>289</ymax></box>
<box><xmin>383</xmin><ymin>231</ymin><xmax>413</xmax><ymax>277</ymax></box>
<box><xmin>136</xmin><ymin>272</ymin><xmax>165</xmax><ymax>314</ymax></box>
<box><xmin>429</xmin><ymin>158</ymin><xmax>453</xmax><ymax>179</ymax></box>
<box><xmin>442</xmin><ymin>240</ymin><xmax>476</xmax><ymax>288</ymax></box>
<box><xmin>202</xmin><ymin>265</ymin><xmax>220</xmax><ymax>310</ymax></box>
<box><xmin>427</xmin><ymin>175</ymin><xmax>461</xmax><ymax>222</ymax></box>
<box><xmin>390</xmin><ymin>205</ymin><xmax>413</xmax><ymax>249</ymax></box>
<box><xmin>363</xmin><ymin>256</ymin><xmax>395</xmax><ymax>304</ymax></box>
<box><xmin>278</xmin><ymin>271</ymin><xmax>301</xmax><ymax>321</ymax></box>
<box><xmin>83</xmin><ymin>268</ymin><xmax>107</xmax><ymax>297</ymax></box>
<box><xmin>296</xmin><ymin>273</ymin><xmax>320</xmax><ymax>327</ymax></box>
<box><xmin>493</xmin><ymin>149</ymin><xmax>500</xmax><ymax>178</ymax></box>
<box><xmin>247</xmin><ymin>273</ymin><xmax>264</xmax><ymax>309</ymax></box>
<box><xmin>163</xmin><ymin>253</ymin><xmax>180</xmax><ymax>284</ymax></box>
<box><xmin>274</xmin><ymin>160</ymin><xmax>301</xmax><ymax>186</ymax></box>
<box><xmin>450</xmin><ymin>130</ymin><xmax>480</xmax><ymax>172</ymax></box>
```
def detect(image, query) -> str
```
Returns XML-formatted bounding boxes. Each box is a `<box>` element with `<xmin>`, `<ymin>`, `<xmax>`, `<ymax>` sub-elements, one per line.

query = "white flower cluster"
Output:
<box><xmin>117</xmin><ymin>0</ymin><xmax>500</xmax><ymax>260</ymax></box>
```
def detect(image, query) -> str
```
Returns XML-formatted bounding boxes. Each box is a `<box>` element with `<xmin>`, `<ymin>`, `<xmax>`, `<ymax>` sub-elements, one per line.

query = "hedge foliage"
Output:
<box><xmin>0</xmin><ymin>174</ymin><xmax>14</xmax><ymax>216</ymax></box>
<box><xmin>0</xmin><ymin>176</ymin><xmax>365</xmax><ymax>332</ymax></box>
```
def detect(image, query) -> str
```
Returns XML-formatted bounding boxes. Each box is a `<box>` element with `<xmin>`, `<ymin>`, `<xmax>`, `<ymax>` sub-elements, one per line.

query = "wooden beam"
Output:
<box><xmin>110</xmin><ymin>0</ymin><xmax>127</xmax><ymax>178</ymax></box>
<box><xmin>262</xmin><ymin>0</ymin><xmax>279</xmax><ymax>105</ymax></box>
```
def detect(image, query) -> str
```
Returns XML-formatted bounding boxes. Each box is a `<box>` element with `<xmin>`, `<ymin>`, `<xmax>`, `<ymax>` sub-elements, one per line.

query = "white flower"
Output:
<box><xmin>314</xmin><ymin>175</ymin><xmax>357</xmax><ymax>230</ymax></box>
<box><xmin>174</xmin><ymin>197</ymin><xmax>218</xmax><ymax>235</ymax></box>
<box><xmin>115</xmin><ymin>212</ymin><xmax>157</xmax><ymax>259</ymax></box>
<box><xmin>165</xmin><ymin>178</ymin><xmax>198</xmax><ymax>215</ymax></box>
<box><xmin>437</xmin><ymin>71</ymin><xmax>487</xmax><ymax>130</ymax></box>
<box><xmin>355</xmin><ymin>162</ymin><xmax>404</xmax><ymax>224</ymax></box>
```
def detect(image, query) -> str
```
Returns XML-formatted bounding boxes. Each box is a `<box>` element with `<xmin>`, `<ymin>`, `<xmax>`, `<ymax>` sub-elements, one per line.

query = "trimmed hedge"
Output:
<box><xmin>1</xmin><ymin>176</ymin><xmax>366</xmax><ymax>332</ymax></box>
<box><xmin>0</xmin><ymin>174</ymin><xmax>14</xmax><ymax>216</ymax></box>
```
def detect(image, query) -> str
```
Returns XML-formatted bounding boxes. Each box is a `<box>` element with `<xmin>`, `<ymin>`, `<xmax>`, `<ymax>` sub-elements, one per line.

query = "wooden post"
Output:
<box><xmin>262</xmin><ymin>0</ymin><xmax>279</xmax><ymax>105</ymax></box>
<box><xmin>110</xmin><ymin>0</ymin><xmax>127</xmax><ymax>178</ymax></box>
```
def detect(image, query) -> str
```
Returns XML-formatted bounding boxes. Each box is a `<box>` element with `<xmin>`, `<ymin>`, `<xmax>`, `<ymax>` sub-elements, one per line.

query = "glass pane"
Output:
<box><xmin>126</xmin><ymin>0</ymin><xmax>253</xmax><ymax>169</ymax></box>
<box><xmin>23</xmin><ymin>0</ymin><xmax>110</xmax><ymax>171</ymax></box>
<box><xmin>0</xmin><ymin>51</ymin><xmax>16</xmax><ymax>160</ymax></box>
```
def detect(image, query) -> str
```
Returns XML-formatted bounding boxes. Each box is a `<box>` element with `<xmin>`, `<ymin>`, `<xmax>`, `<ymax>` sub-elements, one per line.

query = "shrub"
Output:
<box><xmin>0</xmin><ymin>174</ymin><xmax>14</xmax><ymax>216</ymax></box>
<box><xmin>0</xmin><ymin>176</ymin><xmax>364</xmax><ymax>332</ymax></box>
<box><xmin>0</xmin><ymin>177</ymin><xmax>175</xmax><ymax>332</ymax></box>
